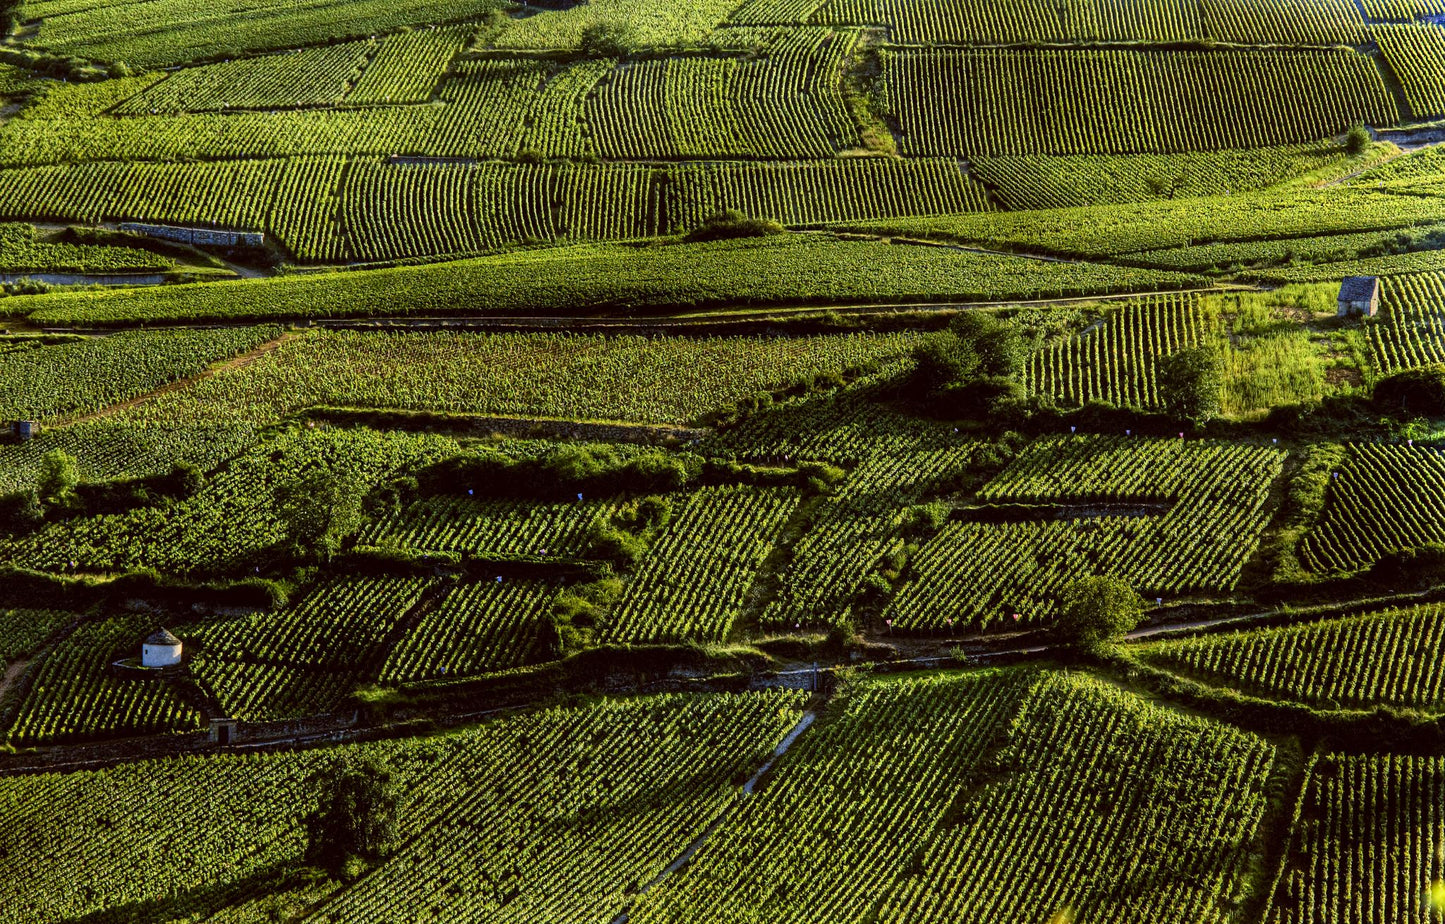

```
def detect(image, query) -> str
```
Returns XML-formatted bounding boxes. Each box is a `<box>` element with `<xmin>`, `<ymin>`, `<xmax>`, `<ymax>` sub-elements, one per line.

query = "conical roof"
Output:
<box><xmin>145</xmin><ymin>628</ymin><xmax>181</xmax><ymax>647</ymax></box>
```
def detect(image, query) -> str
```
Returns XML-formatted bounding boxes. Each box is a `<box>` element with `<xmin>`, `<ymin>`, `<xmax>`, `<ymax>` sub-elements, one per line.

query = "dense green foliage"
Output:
<box><xmin>1141</xmin><ymin>603</ymin><xmax>1445</xmax><ymax>711</ymax></box>
<box><xmin>1056</xmin><ymin>575</ymin><xmax>1145</xmax><ymax>648</ymax></box>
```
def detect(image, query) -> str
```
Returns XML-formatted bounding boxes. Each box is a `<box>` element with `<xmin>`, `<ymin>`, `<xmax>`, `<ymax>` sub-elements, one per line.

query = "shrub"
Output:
<box><xmin>1345</xmin><ymin>123</ymin><xmax>1371</xmax><ymax>157</ymax></box>
<box><xmin>1157</xmin><ymin>347</ymin><xmax>1222</xmax><ymax>425</ymax></box>
<box><xmin>1373</xmin><ymin>365</ymin><xmax>1445</xmax><ymax>418</ymax></box>
<box><xmin>1055</xmin><ymin>576</ymin><xmax>1144</xmax><ymax>649</ymax></box>
<box><xmin>684</xmin><ymin>210</ymin><xmax>785</xmax><ymax>243</ymax></box>
<box><xmin>305</xmin><ymin>758</ymin><xmax>401</xmax><ymax>879</ymax></box>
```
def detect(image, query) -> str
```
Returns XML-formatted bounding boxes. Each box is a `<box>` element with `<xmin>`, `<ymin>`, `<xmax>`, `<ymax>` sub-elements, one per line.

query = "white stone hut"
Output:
<box><xmin>141</xmin><ymin>628</ymin><xmax>183</xmax><ymax>668</ymax></box>
<box><xmin>1338</xmin><ymin>277</ymin><xmax>1380</xmax><ymax>318</ymax></box>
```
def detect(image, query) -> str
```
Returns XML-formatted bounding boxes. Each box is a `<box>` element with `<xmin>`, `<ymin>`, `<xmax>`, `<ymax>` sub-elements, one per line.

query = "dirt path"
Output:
<box><xmin>0</xmin><ymin>660</ymin><xmax>28</xmax><ymax>702</ymax></box>
<box><xmin>58</xmin><ymin>331</ymin><xmax>298</xmax><ymax>427</ymax></box>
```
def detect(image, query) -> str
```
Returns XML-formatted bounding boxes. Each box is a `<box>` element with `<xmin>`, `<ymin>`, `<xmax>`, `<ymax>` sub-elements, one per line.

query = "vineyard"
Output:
<box><xmin>1026</xmin><ymin>292</ymin><xmax>1212</xmax><ymax>409</ymax></box>
<box><xmin>1140</xmin><ymin>603</ymin><xmax>1445</xmax><ymax>710</ymax></box>
<box><xmin>0</xmin><ymin>0</ymin><xmax>1444</xmax><ymax>918</ymax></box>
<box><xmin>884</xmin><ymin>436</ymin><xmax>1284</xmax><ymax>628</ymax></box>
<box><xmin>881</xmin><ymin>48</ymin><xmax>1397</xmax><ymax>157</ymax></box>
<box><xmin>1299</xmin><ymin>443</ymin><xmax>1445</xmax><ymax>574</ymax></box>
<box><xmin>1269</xmin><ymin>752</ymin><xmax>1445</xmax><ymax>924</ymax></box>
<box><xmin>108</xmin><ymin>328</ymin><xmax>916</xmax><ymax>427</ymax></box>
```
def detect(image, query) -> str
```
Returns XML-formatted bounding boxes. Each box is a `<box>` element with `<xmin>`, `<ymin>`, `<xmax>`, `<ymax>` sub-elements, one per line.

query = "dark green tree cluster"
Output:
<box><xmin>911</xmin><ymin>312</ymin><xmax>1026</xmax><ymax>418</ymax></box>
<box><xmin>1055</xmin><ymin>575</ymin><xmax>1144</xmax><ymax>650</ymax></box>
<box><xmin>276</xmin><ymin>467</ymin><xmax>364</xmax><ymax>561</ymax></box>
<box><xmin>1373</xmin><ymin>365</ymin><xmax>1445</xmax><ymax>419</ymax></box>
<box><xmin>305</xmin><ymin>758</ymin><xmax>401</xmax><ymax>881</ymax></box>
<box><xmin>684</xmin><ymin>210</ymin><xmax>785</xmax><ymax>243</ymax></box>
<box><xmin>1157</xmin><ymin>347</ymin><xmax>1222</xmax><ymax>426</ymax></box>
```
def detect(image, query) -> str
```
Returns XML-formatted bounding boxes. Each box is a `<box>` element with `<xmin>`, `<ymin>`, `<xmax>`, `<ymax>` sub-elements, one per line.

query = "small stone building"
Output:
<box><xmin>141</xmin><ymin>628</ymin><xmax>183</xmax><ymax>668</ymax></box>
<box><xmin>1338</xmin><ymin>276</ymin><xmax>1380</xmax><ymax>318</ymax></box>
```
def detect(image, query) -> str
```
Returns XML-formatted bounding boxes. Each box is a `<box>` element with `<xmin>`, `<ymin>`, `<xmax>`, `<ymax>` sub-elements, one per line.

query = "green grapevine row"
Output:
<box><xmin>0</xmin><ymin>608</ymin><xmax>73</xmax><ymax>662</ymax></box>
<box><xmin>1027</xmin><ymin>293</ymin><xmax>1211</xmax><ymax>410</ymax></box>
<box><xmin>1300</xmin><ymin>442</ymin><xmax>1445</xmax><ymax>573</ymax></box>
<box><xmin>1140</xmin><ymin>602</ymin><xmax>1445</xmax><ymax>710</ymax></box>
<box><xmin>361</xmin><ymin>494</ymin><xmax>625</xmax><ymax>559</ymax></box>
<box><xmin>885</xmin><ymin>436</ymin><xmax>1283</xmax><ymax>629</ymax></box>
<box><xmin>0</xmin><ymin>222</ymin><xmax>171</xmax><ymax>273</ymax></box>
<box><xmin>882</xmin><ymin>48</ymin><xmax>1398</xmax><ymax>156</ymax></box>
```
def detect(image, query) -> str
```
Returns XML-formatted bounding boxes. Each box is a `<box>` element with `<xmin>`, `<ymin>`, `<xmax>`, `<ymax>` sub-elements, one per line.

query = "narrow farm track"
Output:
<box><xmin>0</xmin><ymin>659</ymin><xmax>28</xmax><ymax>703</ymax></box>
<box><xmin>608</xmin><ymin>710</ymin><xmax>821</xmax><ymax>924</ymax></box>
<box><xmin>56</xmin><ymin>330</ymin><xmax>301</xmax><ymax>426</ymax></box>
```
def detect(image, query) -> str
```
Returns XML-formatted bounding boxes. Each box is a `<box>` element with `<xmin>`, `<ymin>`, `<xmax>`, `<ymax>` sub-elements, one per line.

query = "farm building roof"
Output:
<box><xmin>1339</xmin><ymin>277</ymin><xmax>1379</xmax><ymax>301</ymax></box>
<box><xmin>145</xmin><ymin>628</ymin><xmax>182</xmax><ymax>646</ymax></box>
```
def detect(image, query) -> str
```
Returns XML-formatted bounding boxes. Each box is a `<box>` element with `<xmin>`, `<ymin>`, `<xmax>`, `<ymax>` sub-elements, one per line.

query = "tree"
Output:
<box><xmin>1055</xmin><ymin>576</ymin><xmax>1144</xmax><ymax>649</ymax></box>
<box><xmin>37</xmin><ymin>449</ymin><xmax>79</xmax><ymax>511</ymax></box>
<box><xmin>579</xmin><ymin>22</ymin><xmax>635</xmax><ymax>57</ymax></box>
<box><xmin>1345</xmin><ymin>123</ymin><xmax>1371</xmax><ymax>157</ymax></box>
<box><xmin>1157</xmin><ymin>347</ymin><xmax>1222</xmax><ymax>425</ymax></box>
<box><xmin>910</xmin><ymin>312</ymin><xmax>1026</xmax><ymax>418</ymax></box>
<box><xmin>275</xmin><ymin>466</ymin><xmax>363</xmax><ymax>559</ymax></box>
<box><xmin>304</xmin><ymin>759</ymin><xmax>401</xmax><ymax>879</ymax></box>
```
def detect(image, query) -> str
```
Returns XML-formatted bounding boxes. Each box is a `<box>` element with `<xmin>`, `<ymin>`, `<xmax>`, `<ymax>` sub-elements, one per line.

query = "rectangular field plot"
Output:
<box><xmin>884</xmin><ymin>436</ymin><xmax>1284</xmax><ymax>629</ymax></box>
<box><xmin>1370</xmin><ymin>272</ymin><xmax>1445</xmax><ymax>373</ymax></box>
<box><xmin>379</xmin><ymin>579</ymin><xmax>559</xmax><ymax>682</ymax></box>
<box><xmin>1139</xmin><ymin>603</ymin><xmax>1445</xmax><ymax>711</ymax></box>
<box><xmin>884</xmin><ymin>48</ymin><xmax>1398</xmax><ymax>156</ymax></box>
<box><xmin>606</xmin><ymin>485</ymin><xmax>801</xmax><ymax>644</ymax></box>
<box><xmin>1377</xmin><ymin>23</ymin><xmax>1445</xmax><ymax>120</ymax></box>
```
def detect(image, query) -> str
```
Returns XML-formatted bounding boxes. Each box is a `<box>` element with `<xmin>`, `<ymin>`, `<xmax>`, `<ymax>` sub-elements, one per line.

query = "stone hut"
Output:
<box><xmin>141</xmin><ymin>628</ymin><xmax>183</xmax><ymax>668</ymax></box>
<box><xmin>1338</xmin><ymin>276</ymin><xmax>1380</xmax><ymax>318</ymax></box>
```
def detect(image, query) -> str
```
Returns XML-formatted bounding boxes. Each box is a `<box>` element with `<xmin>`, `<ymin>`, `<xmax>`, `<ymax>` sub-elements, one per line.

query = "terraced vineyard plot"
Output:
<box><xmin>633</xmin><ymin>669</ymin><xmax>1275</xmax><ymax>924</ymax></box>
<box><xmin>1361</xmin><ymin>0</ymin><xmax>1445</xmax><ymax>21</ymax></box>
<box><xmin>492</xmin><ymin>0</ymin><xmax>746</xmax><ymax>49</ymax></box>
<box><xmin>0</xmin><ymin>222</ymin><xmax>171</xmax><ymax>273</ymax></box>
<box><xmin>111</xmin><ymin>329</ymin><xmax>916</xmax><ymax>427</ymax></box>
<box><xmin>885</xmin><ymin>436</ymin><xmax>1284</xmax><ymax>629</ymax></box>
<box><xmin>1140</xmin><ymin>603</ymin><xmax>1445</xmax><ymax>710</ymax></box>
<box><xmin>587</xmin><ymin>30</ymin><xmax>859</xmax><ymax>158</ymax></box>
<box><xmin>666</xmin><ymin>159</ymin><xmax>993</xmax><ymax>230</ymax></box>
<box><xmin>971</xmin><ymin>145</ymin><xmax>1350</xmax><ymax>211</ymax></box>
<box><xmin>0</xmin><ymin>326</ymin><xmax>279</xmax><ymax>422</ymax></box>
<box><xmin>630</xmin><ymin>668</ymin><xmax>1035</xmax><ymax>924</ymax></box>
<box><xmin>874</xmin><ymin>671</ymin><xmax>1276</xmax><ymax>924</ymax></box>
<box><xmin>0</xmin><ymin>690</ymin><xmax>804</xmax><ymax>924</ymax></box>
<box><xmin>842</xmin><ymin>187</ymin><xmax>1445</xmax><ymax>260</ymax></box>
<box><xmin>26</xmin><ymin>0</ymin><xmax>498</xmax><ymax>67</ymax></box>
<box><xmin>760</xmin><ymin>438</ymin><xmax>989</xmax><ymax>632</ymax></box>
<box><xmin>0</xmin><ymin>421</ymin><xmax>260</xmax><ymax>497</ymax></box>
<box><xmin>345</xmin><ymin>25</ymin><xmax>470</xmax><ymax>105</ymax></box>
<box><xmin>5</xmin><ymin>612</ymin><xmax>203</xmax><ymax>746</ymax></box>
<box><xmin>882</xmin><ymin>48</ymin><xmax>1398</xmax><ymax>157</ymax></box>
<box><xmin>1269</xmin><ymin>753</ymin><xmax>1445</xmax><ymax>924</ymax></box>
<box><xmin>1300</xmin><ymin>443</ymin><xmax>1445</xmax><ymax>573</ymax></box>
<box><xmin>362</xmin><ymin>494</ymin><xmax>624</xmax><ymax>559</ymax></box>
<box><xmin>338</xmin><ymin>161</ymin><xmax>658</xmax><ymax>261</ymax></box>
<box><xmin>1375</xmin><ymin>23</ymin><xmax>1445</xmax><ymax>120</ymax></box>
<box><xmin>10</xmin><ymin>236</ymin><xmax>1199</xmax><ymax>325</ymax></box>
<box><xmin>0</xmin><ymin>428</ymin><xmax>458</xmax><ymax>576</ymax></box>
<box><xmin>380</xmin><ymin>579</ymin><xmax>558</xmax><ymax>682</ymax></box>
<box><xmin>1370</xmin><ymin>272</ymin><xmax>1445</xmax><ymax>373</ymax></box>
<box><xmin>1126</xmin><ymin>225</ymin><xmax>1445</xmax><ymax>274</ymax></box>
<box><xmin>0</xmin><ymin>609</ymin><xmax>75</xmax><ymax>661</ymax></box>
<box><xmin>606</xmin><ymin>485</ymin><xmax>801</xmax><ymax>644</ymax></box>
<box><xmin>309</xmin><ymin>690</ymin><xmax>808</xmax><ymax>924</ymax></box>
<box><xmin>112</xmin><ymin>40</ymin><xmax>374</xmax><ymax>115</ymax></box>
<box><xmin>1026</xmin><ymin>293</ymin><xmax>1211</xmax><ymax>410</ymax></box>
<box><xmin>185</xmin><ymin>575</ymin><xmax>432</xmax><ymax>719</ymax></box>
